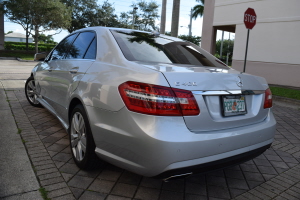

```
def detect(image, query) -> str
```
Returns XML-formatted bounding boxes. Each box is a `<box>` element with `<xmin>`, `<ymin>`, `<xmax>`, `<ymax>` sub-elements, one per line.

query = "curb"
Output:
<box><xmin>273</xmin><ymin>95</ymin><xmax>300</xmax><ymax>106</ymax></box>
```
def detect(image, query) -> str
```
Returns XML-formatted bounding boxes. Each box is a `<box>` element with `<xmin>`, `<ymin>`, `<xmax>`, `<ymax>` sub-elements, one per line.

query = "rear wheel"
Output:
<box><xmin>25</xmin><ymin>76</ymin><xmax>42</xmax><ymax>107</ymax></box>
<box><xmin>69</xmin><ymin>104</ymin><xmax>102</xmax><ymax>169</ymax></box>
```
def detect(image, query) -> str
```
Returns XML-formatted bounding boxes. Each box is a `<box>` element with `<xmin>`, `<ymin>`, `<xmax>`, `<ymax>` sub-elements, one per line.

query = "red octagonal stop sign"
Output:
<box><xmin>244</xmin><ymin>8</ymin><xmax>256</xmax><ymax>29</ymax></box>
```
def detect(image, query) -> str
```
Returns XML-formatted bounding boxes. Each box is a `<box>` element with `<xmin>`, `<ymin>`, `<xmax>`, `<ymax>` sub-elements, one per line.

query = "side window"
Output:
<box><xmin>65</xmin><ymin>32</ymin><xmax>95</xmax><ymax>59</ymax></box>
<box><xmin>51</xmin><ymin>33</ymin><xmax>78</xmax><ymax>60</ymax></box>
<box><xmin>84</xmin><ymin>38</ymin><xmax>96</xmax><ymax>59</ymax></box>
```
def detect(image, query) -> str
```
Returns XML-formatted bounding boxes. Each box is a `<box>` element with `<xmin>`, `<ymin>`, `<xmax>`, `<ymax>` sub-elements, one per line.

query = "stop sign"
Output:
<box><xmin>244</xmin><ymin>8</ymin><xmax>256</xmax><ymax>29</ymax></box>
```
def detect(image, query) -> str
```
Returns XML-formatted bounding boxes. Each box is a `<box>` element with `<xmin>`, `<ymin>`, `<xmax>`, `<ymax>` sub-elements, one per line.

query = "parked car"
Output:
<box><xmin>25</xmin><ymin>27</ymin><xmax>276</xmax><ymax>180</ymax></box>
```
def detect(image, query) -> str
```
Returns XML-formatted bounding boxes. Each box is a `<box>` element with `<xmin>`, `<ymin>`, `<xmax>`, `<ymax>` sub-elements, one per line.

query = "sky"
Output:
<box><xmin>4</xmin><ymin>0</ymin><xmax>233</xmax><ymax>43</ymax></box>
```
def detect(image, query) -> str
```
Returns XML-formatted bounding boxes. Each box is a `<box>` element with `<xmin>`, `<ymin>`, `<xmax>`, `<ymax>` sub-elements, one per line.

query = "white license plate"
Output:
<box><xmin>222</xmin><ymin>95</ymin><xmax>247</xmax><ymax>116</ymax></box>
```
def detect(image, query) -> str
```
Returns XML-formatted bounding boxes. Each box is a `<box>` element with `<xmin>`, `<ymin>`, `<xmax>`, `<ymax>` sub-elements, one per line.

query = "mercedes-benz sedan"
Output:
<box><xmin>25</xmin><ymin>27</ymin><xmax>276</xmax><ymax>180</ymax></box>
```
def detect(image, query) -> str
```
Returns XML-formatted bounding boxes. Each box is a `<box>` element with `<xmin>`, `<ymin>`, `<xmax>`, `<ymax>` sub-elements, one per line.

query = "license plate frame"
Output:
<box><xmin>221</xmin><ymin>95</ymin><xmax>247</xmax><ymax>117</ymax></box>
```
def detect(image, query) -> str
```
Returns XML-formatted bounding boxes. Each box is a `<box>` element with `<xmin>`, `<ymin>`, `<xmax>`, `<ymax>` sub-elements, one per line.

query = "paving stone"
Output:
<box><xmin>134</xmin><ymin>186</ymin><xmax>160</xmax><ymax>200</ymax></box>
<box><xmin>281</xmin><ymin>156</ymin><xmax>299</xmax><ymax>163</ymax></box>
<box><xmin>40</xmin><ymin>176</ymin><xmax>65</xmax><ymax>186</ymax></box>
<box><xmin>253</xmin><ymin>158</ymin><xmax>272</xmax><ymax>166</ymax></box>
<box><xmin>162</xmin><ymin>179</ymin><xmax>185</xmax><ymax>192</ymax></box>
<box><xmin>265</xmin><ymin>154</ymin><xmax>283</xmax><ymax>162</ymax></box>
<box><xmin>98</xmin><ymin>169</ymin><xmax>122</xmax><ymax>181</ymax></box>
<box><xmin>224</xmin><ymin>169</ymin><xmax>245</xmax><ymax>180</ymax></box>
<box><xmin>229</xmin><ymin>188</ymin><xmax>247</xmax><ymax>198</ymax></box>
<box><xmin>240</xmin><ymin>164</ymin><xmax>260</xmax><ymax>173</ymax></box>
<box><xmin>79</xmin><ymin>191</ymin><xmax>106</xmax><ymax>200</ymax></box>
<box><xmin>159</xmin><ymin>190</ymin><xmax>184</xmax><ymax>200</ymax></box>
<box><xmin>257</xmin><ymin>165</ymin><xmax>278</xmax><ymax>175</ymax></box>
<box><xmin>186</xmin><ymin>174</ymin><xmax>206</xmax><ymax>185</ymax></box>
<box><xmin>52</xmin><ymin>152</ymin><xmax>72</xmax><ymax>162</ymax></box>
<box><xmin>61</xmin><ymin>173</ymin><xmax>73</xmax><ymax>182</ymax></box>
<box><xmin>247</xmin><ymin>180</ymin><xmax>263</xmax><ymax>189</ymax></box>
<box><xmin>88</xmin><ymin>179</ymin><xmax>115</xmax><ymax>194</ymax></box>
<box><xmin>56</xmin><ymin>138</ymin><xmax>69</xmax><ymax>145</ymax></box>
<box><xmin>68</xmin><ymin>175</ymin><xmax>94</xmax><ymax>189</ymax></box>
<box><xmin>206</xmin><ymin>175</ymin><xmax>227</xmax><ymax>187</ymax></box>
<box><xmin>260</xmin><ymin>183</ymin><xmax>281</xmax><ymax>195</ymax></box>
<box><xmin>77</xmin><ymin>169</ymin><xmax>100</xmax><ymax>178</ymax></box>
<box><xmin>280</xmin><ymin>191</ymin><xmax>300</xmax><ymax>200</ymax></box>
<box><xmin>35</xmin><ymin>163</ymin><xmax>56</xmax><ymax>171</ymax></box>
<box><xmin>240</xmin><ymin>192</ymin><xmax>262</xmax><ymax>200</ymax></box>
<box><xmin>118</xmin><ymin>171</ymin><xmax>142</xmax><ymax>185</ymax></box>
<box><xmin>184</xmin><ymin>194</ymin><xmax>208</xmax><ymax>200</ymax></box>
<box><xmin>207</xmin><ymin>185</ymin><xmax>230</xmax><ymax>199</ymax></box>
<box><xmin>36</xmin><ymin>167</ymin><xmax>58</xmax><ymax>176</ymax></box>
<box><xmin>39</xmin><ymin>172</ymin><xmax>61</xmax><ymax>181</ymax></box>
<box><xmin>111</xmin><ymin>183</ymin><xmax>137</xmax><ymax>198</ymax></box>
<box><xmin>51</xmin><ymin>194</ymin><xmax>76</xmax><ymax>200</ymax></box>
<box><xmin>47</xmin><ymin>143</ymin><xmax>68</xmax><ymax>152</ymax></box>
<box><xmin>270</xmin><ymin>161</ymin><xmax>290</xmax><ymax>169</ymax></box>
<box><xmin>106</xmin><ymin>195</ymin><xmax>132</xmax><ymax>200</ymax></box>
<box><xmin>44</xmin><ymin>182</ymin><xmax>69</xmax><ymax>192</ymax></box>
<box><xmin>185</xmin><ymin>182</ymin><xmax>206</xmax><ymax>196</ymax></box>
<box><xmin>54</xmin><ymin>161</ymin><xmax>65</xmax><ymax>168</ymax></box>
<box><xmin>227</xmin><ymin>178</ymin><xmax>249</xmax><ymax>190</ymax></box>
<box><xmin>243</xmin><ymin>172</ymin><xmax>265</xmax><ymax>182</ymax></box>
<box><xmin>48</xmin><ymin>187</ymin><xmax>72</xmax><ymax>198</ymax></box>
<box><xmin>140</xmin><ymin>177</ymin><xmax>163</xmax><ymax>189</ymax></box>
<box><xmin>69</xmin><ymin>187</ymin><xmax>84</xmax><ymax>199</ymax></box>
<box><xmin>59</xmin><ymin>163</ymin><xmax>80</xmax><ymax>174</ymax></box>
<box><xmin>285</xmin><ymin>189</ymin><xmax>300</xmax><ymax>199</ymax></box>
<box><xmin>254</xmin><ymin>186</ymin><xmax>277</xmax><ymax>198</ymax></box>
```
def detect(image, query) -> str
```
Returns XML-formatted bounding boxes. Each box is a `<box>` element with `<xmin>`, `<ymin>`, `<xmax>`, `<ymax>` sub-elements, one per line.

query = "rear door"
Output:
<box><xmin>49</xmin><ymin>31</ymin><xmax>97</xmax><ymax>121</ymax></box>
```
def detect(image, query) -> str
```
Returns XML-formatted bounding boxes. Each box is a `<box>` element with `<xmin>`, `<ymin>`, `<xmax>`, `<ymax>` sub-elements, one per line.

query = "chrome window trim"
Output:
<box><xmin>193</xmin><ymin>90</ymin><xmax>265</xmax><ymax>96</ymax></box>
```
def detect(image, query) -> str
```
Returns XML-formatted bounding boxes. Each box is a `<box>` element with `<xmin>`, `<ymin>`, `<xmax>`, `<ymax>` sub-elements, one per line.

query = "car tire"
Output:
<box><xmin>25</xmin><ymin>76</ymin><xmax>42</xmax><ymax>107</ymax></box>
<box><xmin>69</xmin><ymin>104</ymin><xmax>102</xmax><ymax>169</ymax></box>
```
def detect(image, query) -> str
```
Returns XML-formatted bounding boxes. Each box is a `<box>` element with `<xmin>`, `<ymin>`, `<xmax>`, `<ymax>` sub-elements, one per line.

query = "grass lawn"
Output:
<box><xmin>270</xmin><ymin>86</ymin><xmax>300</xmax><ymax>101</ymax></box>
<box><xmin>0</xmin><ymin>50</ymin><xmax>35</xmax><ymax>60</ymax></box>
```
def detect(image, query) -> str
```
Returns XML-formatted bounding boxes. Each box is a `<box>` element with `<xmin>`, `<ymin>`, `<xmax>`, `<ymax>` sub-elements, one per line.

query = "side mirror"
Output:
<box><xmin>34</xmin><ymin>53</ymin><xmax>46</xmax><ymax>61</ymax></box>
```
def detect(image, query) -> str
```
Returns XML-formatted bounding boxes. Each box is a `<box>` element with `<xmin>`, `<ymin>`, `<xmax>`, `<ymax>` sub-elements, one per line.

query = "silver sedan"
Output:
<box><xmin>25</xmin><ymin>27</ymin><xmax>276</xmax><ymax>180</ymax></box>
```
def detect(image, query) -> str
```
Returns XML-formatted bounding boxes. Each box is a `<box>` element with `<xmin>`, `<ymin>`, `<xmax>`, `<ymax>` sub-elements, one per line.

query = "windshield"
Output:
<box><xmin>111</xmin><ymin>30</ymin><xmax>228</xmax><ymax>69</ymax></box>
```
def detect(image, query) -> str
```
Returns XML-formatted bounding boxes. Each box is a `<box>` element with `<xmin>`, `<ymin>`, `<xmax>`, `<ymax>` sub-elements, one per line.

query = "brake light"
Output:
<box><xmin>264</xmin><ymin>88</ymin><xmax>272</xmax><ymax>109</ymax></box>
<box><xmin>118</xmin><ymin>81</ymin><xmax>200</xmax><ymax>116</ymax></box>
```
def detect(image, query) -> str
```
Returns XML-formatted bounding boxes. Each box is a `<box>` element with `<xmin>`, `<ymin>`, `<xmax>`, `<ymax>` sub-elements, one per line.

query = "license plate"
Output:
<box><xmin>222</xmin><ymin>95</ymin><xmax>247</xmax><ymax>116</ymax></box>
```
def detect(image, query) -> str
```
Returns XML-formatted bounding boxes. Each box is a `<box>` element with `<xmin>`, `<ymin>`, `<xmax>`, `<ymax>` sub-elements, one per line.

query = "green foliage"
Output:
<box><xmin>5</xmin><ymin>31</ymin><xmax>13</xmax><ymax>35</ymax></box>
<box><xmin>215</xmin><ymin>39</ymin><xmax>234</xmax><ymax>61</ymax></box>
<box><xmin>4</xmin><ymin>0</ymin><xmax>71</xmax><ymax>52</ymax></box>
<box><xmin>164</xmin><ymin>32</ymin><xmax>201</xmax><ymax>46</ymax></box>
<box><xmin>4</xmin><ymin>42</ymin><xmax>55</xmax><ymax>51</ymax></box>
<box><xmin>0</xmin><ymin>50</ymin><xmax>35</xmax><ymax>60</ymax></box>
<box><xmin>39</xmin><ymin>188</ymin><xmax>50</xmax><ymax>200</ymax></box>
<box><xmin>270</xmin><ymin>87</ymin><xmax>300</xmax><ymax>100</ymax></box>
<box><xmin>178</xmin><ymin>35</ymin><xmax>201</xmax><ymax>46</ymax></box>
<box><xmin>131</xmin><ymin>0</ymin><xmax>160</xmax><ymax>31</ymax></box>
<box><xmin>37</xmin><ymin>34</ymin><xmax>56</xmax><ymax>44</ymax></box>
<box><xmin>192</xmin><ymin>0</ymin><xmax>204</xmax><ymax>20</ymax></box>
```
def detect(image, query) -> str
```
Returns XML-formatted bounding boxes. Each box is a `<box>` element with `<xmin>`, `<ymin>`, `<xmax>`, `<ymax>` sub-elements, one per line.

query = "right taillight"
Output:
<box><xmin>118</xmin><ymin>81</ymin><xmax>200</xmax><ymax>116</ymax></box>
<box><xmin>264</xmin><ymin>88</ymin><xmax>272</xmax><ymax>109</ymax></box>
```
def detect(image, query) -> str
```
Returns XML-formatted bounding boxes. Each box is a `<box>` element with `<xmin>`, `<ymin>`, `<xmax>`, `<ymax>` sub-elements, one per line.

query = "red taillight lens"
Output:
<box><xmin>118</xmin><ymin>81</ymin><xmax>200</xmax><ymax>116</ymax></box>
<box><xmin>264</xmin><ymin>88</ymin><xmax>272</xmax><ymax>109</ymax></box>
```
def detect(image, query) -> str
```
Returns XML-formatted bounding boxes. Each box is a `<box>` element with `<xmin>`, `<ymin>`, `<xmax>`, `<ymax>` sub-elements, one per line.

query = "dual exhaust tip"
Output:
<box><xmin>163</xmin><ymin>172</ymin><xmax>193</xmax><ymax>182</ymax></box>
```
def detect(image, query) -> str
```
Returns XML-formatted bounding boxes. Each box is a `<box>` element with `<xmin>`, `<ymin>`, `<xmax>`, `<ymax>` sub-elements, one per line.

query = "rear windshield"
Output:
<box><xmin>111</xmin><ymin>30</ymin><xmax>228</xmax><ymax>68</ymax></box>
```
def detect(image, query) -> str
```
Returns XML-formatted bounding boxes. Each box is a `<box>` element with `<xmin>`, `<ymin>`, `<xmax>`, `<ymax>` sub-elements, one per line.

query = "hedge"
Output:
<box><xmin>4</xmin><ymin>42</ymin><xmax>56</xmax><ymax>51</ymax></box>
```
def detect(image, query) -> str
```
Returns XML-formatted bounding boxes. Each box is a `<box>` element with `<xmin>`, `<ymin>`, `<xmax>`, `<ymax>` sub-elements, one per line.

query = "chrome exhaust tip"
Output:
<box><xmin>163</xmin><ymin>172</ymin><xmax>193</xmax><ymax>182</ymax></box>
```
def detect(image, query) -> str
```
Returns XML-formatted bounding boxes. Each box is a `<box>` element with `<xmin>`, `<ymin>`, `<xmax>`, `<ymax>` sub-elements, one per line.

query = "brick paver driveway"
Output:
<box><xmin>5</xmin><ymin>89</ymin><xmax>300</xmax><ymax>200</ymax></box>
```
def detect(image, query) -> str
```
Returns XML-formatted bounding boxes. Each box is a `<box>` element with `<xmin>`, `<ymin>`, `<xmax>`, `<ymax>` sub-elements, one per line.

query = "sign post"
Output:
<box><xmin>243</xmin><ymin>8</ymin><xmax>256</xmax><ymax>72</ymax></box>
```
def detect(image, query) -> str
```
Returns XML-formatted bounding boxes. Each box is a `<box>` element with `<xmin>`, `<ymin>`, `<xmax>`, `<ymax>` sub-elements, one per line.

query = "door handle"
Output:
<box><xmin>70</xmin><ymin>67</ymin><xmax>79</xmax><ymax>74</ymax></box>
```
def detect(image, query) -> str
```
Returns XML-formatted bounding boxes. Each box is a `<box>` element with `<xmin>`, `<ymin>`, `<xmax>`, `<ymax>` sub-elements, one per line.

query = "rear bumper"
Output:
<box><xmin>86</xmin><ymin>106</ymin><xmax>276</xmax><ymax>177</ymax></box>
<box><xmin>154</xmin><ymin>143</ymin><xmax>271</xmax><ymax>179</ymax></box>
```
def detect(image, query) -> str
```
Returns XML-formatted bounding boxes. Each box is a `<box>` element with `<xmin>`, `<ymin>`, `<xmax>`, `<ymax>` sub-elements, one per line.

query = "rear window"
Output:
<box><xmin>111</xmin><ymin>30</ymin><xmax>228</xmax><ymax>68</ymax></box>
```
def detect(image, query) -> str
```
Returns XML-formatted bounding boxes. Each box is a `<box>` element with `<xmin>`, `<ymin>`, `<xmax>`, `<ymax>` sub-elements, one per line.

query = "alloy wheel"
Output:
<box><xmin>71</xmin><ymin>112</ymin><xmax>87</xmax><ymax>161</ymax></box>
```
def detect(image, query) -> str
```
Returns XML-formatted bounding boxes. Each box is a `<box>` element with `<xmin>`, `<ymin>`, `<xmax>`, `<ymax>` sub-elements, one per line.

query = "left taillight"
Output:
<box><xmin>264</xmin><ymin>88</ymin><xmax>273</xmax><ymax>109</ymax></box>
<box><xmin>118</xmin><ymin>81</ymin><xmax>200</xmax><ymax>116</ymax></box>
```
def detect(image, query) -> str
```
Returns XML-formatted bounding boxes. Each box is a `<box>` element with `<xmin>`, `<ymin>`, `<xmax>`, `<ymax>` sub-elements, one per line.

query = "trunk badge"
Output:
<box><xmin>237</xmin><ymin>76</ymin><xmax>243</xmax><ymax>87</ymax></box>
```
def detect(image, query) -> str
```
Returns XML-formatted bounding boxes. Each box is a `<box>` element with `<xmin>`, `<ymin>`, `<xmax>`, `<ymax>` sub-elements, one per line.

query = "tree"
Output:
<box><xmin>192</xmin><ymin>0</ymin><xmax>204</xmax><ymax>19</ymax></box>
<box><xmin>37</xmin><ymin>34</ymin><xmax>56</xmax><ymax>44</ymax></box>
<box><xmin>61</xmin><ymin>0</ymin><xmax>99</xmax><ymax>33</ymax></box>
<box><xmin>178</xmin><ymin>35</ymin><xmax>201</xmax><ymax>46</ymax></box>
<box><xmin>95</xmin><ymin>1</ymin><xmax>119</xmax><ymax>27</ymax></box>
<box><xmin>5</xmin><ymin>0</ymin><xmax>71</xmax><ymax>53</ymax></box>
<box><xmin>165</xmin><ymin>32</ymin><xmax>201</xmax><ymax>46</ymax></box>
<box><xmin>132</xmin><ymin>0</ymin><xmax>159</xmax><ymax>31</ymax></box>
<box><xmin>215</xmin><ymin>39</ymin><xmax>234</xmax><ymax>62</ymax></box>
<box><xmin>5</xmin><ymin>31</ymin><xmax>13</xmax><ymax>35</ymax></box>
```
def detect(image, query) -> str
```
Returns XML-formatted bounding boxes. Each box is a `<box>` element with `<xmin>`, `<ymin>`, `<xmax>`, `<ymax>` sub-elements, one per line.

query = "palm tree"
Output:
<box><xmin>191</xmin><ymin>0</ymin><xmax>204</xmax><ymax>19</ymax></box>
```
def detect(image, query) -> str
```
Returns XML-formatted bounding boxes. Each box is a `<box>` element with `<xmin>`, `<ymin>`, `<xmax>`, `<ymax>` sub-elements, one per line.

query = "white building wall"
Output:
<box><xmin>5</xmin><ymin>37</ymin><xmax>33</xmax><ymax>43</ymax></box>
<box><xmin>206</xmin><ymin>0</ymin><xmax>300</xmax><ymax>87</ymax></box>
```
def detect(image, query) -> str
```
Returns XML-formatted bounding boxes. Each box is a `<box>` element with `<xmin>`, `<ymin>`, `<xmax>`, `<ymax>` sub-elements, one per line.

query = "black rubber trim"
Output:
<box><xmin>154</xmin><ymin>143</ymin><xmax>272</xmax><ymax>179</ymax></box>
